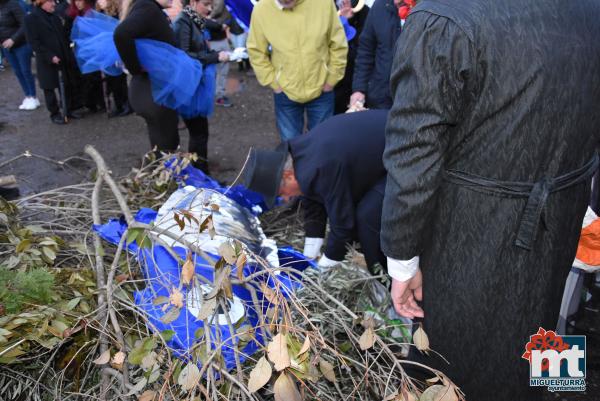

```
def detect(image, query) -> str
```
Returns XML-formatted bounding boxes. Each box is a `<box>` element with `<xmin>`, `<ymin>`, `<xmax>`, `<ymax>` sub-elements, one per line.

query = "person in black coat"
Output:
<box><xmin>242</xmin><ymin>110</ymin><xmax>389</xmax><ymax>271</ymax></box>
<box><xmin>350</xmin><ymin>0</ymin><xmax>402</xmax><ymax>109</ymax></box>
<box><xmin>24</xmin><ymin>0</ymin><xmax>82</xmax><ymax>124</ymax></box>
<box><xmin>173</xmin><ymin>0</ymin><xmax>229</xmax><ymax>173</ymax></box>
<box><xmin>114</xmin><ymin>0</ymin><xmax>179</xmax><ymax>153</ymax></box>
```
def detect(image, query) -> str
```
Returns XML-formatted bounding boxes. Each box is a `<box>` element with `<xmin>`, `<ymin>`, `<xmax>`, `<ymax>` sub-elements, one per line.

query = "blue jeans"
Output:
<box><xmin>2</xmin><ymin>44</ymin><xmax>36</xmax><ymax>97</ymax></box>
<box><xmin>273</xmin><ymin>90</ymin><xmax>334</xmax><ymax>141</ymax></box>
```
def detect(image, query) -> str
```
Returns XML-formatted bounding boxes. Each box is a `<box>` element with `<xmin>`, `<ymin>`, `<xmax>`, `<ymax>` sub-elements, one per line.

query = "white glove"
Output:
<box><xmin>229</xmin><ymin>47</ymin><xmax>248</xmax><ymax>62</ymax></box>
<box><xmin>303</xmin><ymin>237</ymin><xmax>324</xmax><ymax>259</ymax></box>
<box><xmin>318</xmin><ymin>254</ymin><xmax>342</xmax><ymax>268</ymax></box>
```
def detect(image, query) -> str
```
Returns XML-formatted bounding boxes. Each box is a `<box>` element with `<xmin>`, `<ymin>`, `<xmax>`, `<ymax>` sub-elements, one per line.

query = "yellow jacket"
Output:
<box><xmin>247</xmin><ymin>0</ymin><xmax>348</xmax><ymax>103</ymax></box>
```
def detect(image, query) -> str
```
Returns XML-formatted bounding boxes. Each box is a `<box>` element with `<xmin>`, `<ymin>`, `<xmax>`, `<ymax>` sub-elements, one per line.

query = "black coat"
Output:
<box><xmin>381</xmin><ymin>0</ymin><xmax>600</xmax><ymax>400</ymax></box>
<box><xmin>172</xmin><ymin>12</ymin><xmax>219</xmax><ymax>66</ymax></box>
<box><xmin>288</xmin><ymin>109</ymin><xmax>389</xmax><ymax>261</ymax></box>
<box><xmin>24</xmin><ymin>6</ymin><xmax>74</xmax><ymax>90</ymax></box>
<box><xmin>0</xmin><ymin>0</ymin><xmax>26</xmax><ymax>48</ymax></box>
<box><xmin>351</xmin><ymin>0</ymin><xmax>401</xmax><ymax>109</ymax></box>
<box><xmin>113</xmin><ymin>0</ymin><xmax>175</xmax><ymax>76</ymax></box>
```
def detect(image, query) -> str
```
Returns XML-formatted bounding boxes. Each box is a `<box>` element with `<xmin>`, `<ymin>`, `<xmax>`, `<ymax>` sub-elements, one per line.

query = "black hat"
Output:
<box><xmin>240</xmin><ymin>146</ymin><xmax>288</xmax><ymax>208</ymax></box>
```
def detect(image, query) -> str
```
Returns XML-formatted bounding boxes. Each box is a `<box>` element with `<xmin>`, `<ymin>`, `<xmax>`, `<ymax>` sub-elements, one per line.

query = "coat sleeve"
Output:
<box><xmin>24</xmin><ymin>14</ymin><xmax>55</xmax><ymax>64</ymax></box>
<box><xmin>246</xmin><ymin>11</ymin><xmax>278</xmax><ymax>91</ymax></box>
<box><xmin>319</xmin><ymin>164</ymin><xmax>356</xmax><ymax>261</ymax></box>
<box><xmin>114</xmin><ymin>3</ymin><xmax>151</xmax><ymax>75</ymax></box>
<box><xmin>351</xmin><ymin>5</ymin><xmax>376</xmax><ymax>94</ymax></box>
<box><xmin>173</xmin><ymin>18</ymin><xmax>219</xmax><ymax>65</ymax></box>
<box><xmin>9</xmin><ymin>1</ymin><xmax>26</xmax><ymax>45</ymax></box>
<box><xmin>325</xmin><ymin>1</ymin><xmax>348</xmax><ymax>87</ymax></box>
<box><xmin>380</xmin><ymin>11</ymin><xmax>476</xmax><ymax>260</ymax></box>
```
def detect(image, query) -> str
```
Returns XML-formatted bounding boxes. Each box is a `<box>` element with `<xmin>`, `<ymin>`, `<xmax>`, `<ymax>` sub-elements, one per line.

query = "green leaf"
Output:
<box><xmin>128</xmin><ymin>346</ymin><xmax>148</xmax><ymax>365</ymax></box>
<box><xmin>142</xmin><ymin>337</ymin><xmax>157</xmax><ymax>352</ymax></box>
<box><xmin>66</xmin><ymin>298</ymin><xmax>81</xmax><ymax>311</ymax></box>
<box><xmin>41</xmin><ymin>246</ymin><xmax>56</xmax><ymax>262</ymax></box>
<box><xmin>15</xmin><ymin>239</ymin><xmax>32</xmax><ymax>254</ymax></box>
<box><xmin>139</xmin><ymin>235</ymin><xmax>152</xmax><ymax>249</ymax></box>
<box><xmin>126</xmin><ymin>228</ymin><xmax>142</xmax><ymax>245</ymax></box>
<box><xmin>152</xmin><ymin>296</ymin><xmax>169</xmax><ymax>306</ymax></box>
<box><xmin>160</xmin><ymin>330</ymin><xmax>176</xmax><ymax>342</ymax></box>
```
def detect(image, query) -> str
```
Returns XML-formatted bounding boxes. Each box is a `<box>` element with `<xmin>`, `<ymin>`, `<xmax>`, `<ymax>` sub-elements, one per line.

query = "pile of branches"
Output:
<box><xmin>0</xmin><ymin>147</ymin><xmax>463</xmax><ymax>401</ymax></box>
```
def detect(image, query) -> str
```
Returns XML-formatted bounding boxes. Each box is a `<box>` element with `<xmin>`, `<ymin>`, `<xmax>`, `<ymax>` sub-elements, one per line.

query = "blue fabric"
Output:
<box><xmin>93</xmin><ymin>208</ymin><xmax>315</xmax><ymax>369</ymax></box>
<box><xmin>2</xmin><ymin>44</ymin><xmax>36</xmax><ymax>97</ymax></box>
<box><xmin>71</xmin><ymin>11</ymin><xmax>214</xmax><ymax>118</ymax></box>
<box><xmin>273</xmin><ymin>91</ymin><xmax>334</xmax><ymax>141</ymax></box>
<box><xmin>224</xmin><ymin>0</ymin><xmax>253</xmax><ymax>28</ymax></box>
<box><xmin>340</xmin><ymin>16</ymin><xmax>356</xmax><ymax>41</ymax></box>
<box><xmin>351</xmin><ymin>0</ymin><xmax>402</xmax><ymax>109</ymax></box>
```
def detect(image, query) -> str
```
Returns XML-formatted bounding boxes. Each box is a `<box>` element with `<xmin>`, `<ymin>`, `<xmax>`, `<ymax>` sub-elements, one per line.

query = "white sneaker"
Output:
<box><xmin>18</xmin><ymin>98</ymin><xmax>28</xmax><ymax>110</ymax></box>
<box><xmin>33</xmin><ymin>98</ymin><xmax>40</xmax><ymax>107</ymax></box>
<box><xmin>21</xmin><ymin>97</ymin><xmax>38</xmax><ymax>111</ymax></box>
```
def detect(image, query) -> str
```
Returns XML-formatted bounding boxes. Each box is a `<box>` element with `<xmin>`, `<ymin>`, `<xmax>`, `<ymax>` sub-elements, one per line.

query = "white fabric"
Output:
<box><xmin>303</xmin><ymin>237</ymin><xmax>324</xmax><ymax>259</ymax></box>
<box><xmin>387</xmin><ymin>256</ymin><xmax>420</xmax><ymax>282</ymax></box>
<box><xmin>318</xmin><ymin>254</ymin><xmax>342</xmax><ymax>268</ymax></box>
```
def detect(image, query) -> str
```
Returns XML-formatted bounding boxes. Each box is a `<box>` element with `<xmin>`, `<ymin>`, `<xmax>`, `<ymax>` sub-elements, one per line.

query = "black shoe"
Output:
<box><xmin>51</xmin><ymin>114</ymin><xmax>66</xmax><ymax>125</ymax></box>
<box><xmin>67</xmin><ymin>111</ymin><xmax>83</xmax><ymax>119</ymax></box>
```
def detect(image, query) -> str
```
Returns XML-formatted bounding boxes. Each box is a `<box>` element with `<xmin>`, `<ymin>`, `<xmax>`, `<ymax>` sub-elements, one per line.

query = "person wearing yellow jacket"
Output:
<box><xmin>247</xmin><ymin>0</ymin><xmax>348</xmax><ymax>141</ymax></box>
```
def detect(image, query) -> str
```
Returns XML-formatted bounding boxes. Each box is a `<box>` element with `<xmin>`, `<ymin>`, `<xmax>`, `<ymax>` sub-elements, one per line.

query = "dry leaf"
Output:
<box><xmin>138</xmin><ymin>390</ymin><xmax>157</xmax><ymax>401</ymax></box>
<box><xmin>359</xmin><ymin>327</ymin><xmax>376</xmax><ymax>350</ymax></box>
<box><xmin>383</xmin><ymin>390</ymin><xmax>399</xmax><ymax>401</ymax></box>
<box><xmin>273</xmin><ymin>372</ymin><xmax>302</xmax><ymax>401</ymax></box>
<box><xmin>160</xmin><ymin>307</ymin><xmax>181</xmax><ymax>324</ymax></box>
<box><xmin>141</xmin><ymin>351</ymin><xmax>158</xmax><ymax>371</ymax></box>
<box><xmin>218</xmin><ymin>242</ymin><xmax>237</xmax><ymax>264</ymax></box>
<box><xmin>111</xmin><ymin>351</ymin><xmax>126</xmax><ymax>370</ymax></box>
<box><xmin>319</xmin><ymin>359</ymin><xmax>336</xmax><ymax>383</ymax></box>
<box><xmin>427</xmin><ymin>376</ymin><xmax>440</xmax><ymax>384</ymax></box>
<box><xmin>267</xmin><ymin>333</ymin><xmax>291</xmax><ymax>371</ymax></box>
<box><xmin>181</xmin><ymin>254</ymin><xmax>195</xmax><ymax>285</ymax></box>
<box><xmin>433</xmin><ymin>385</ymin><xmax>459</xmax><ymax>401</ymax></box>
<box><xmin>170</xmin><ymin>287</ymin><xmax>184</xmax><ymax>308</ymax></box>
<box><xmin>178</xmin><ymin>362</ymin><xmax>200</xmax><ymax>391</ymax></box>
<box><xmin>93</xmin><ymin>349</ymin><xmax>111</xmax><ymax>365</ymax></box>
<box><xmin>236</xmin><ymin>253</ymin><xmax>247</xmax><ymax>281</ymax></box>
<box><xmin>261</xmin><ymin>282</ymin><xmax>280</xmax><ymax>305</ymax></box>
<box><xmin>247</xmin><ymin>356</ymin><xmax>272</xmax><ymax>393</ymax></box>
<box><xmin>413</xmin><ymin>326</ymin><xmax>430</xmax><ymax>352</ymax></box>
<box><xmin>196</xmin><ymin>296</ymin><xmax>217</xmax><ymax>321</ymax></box>
<box><xmin>297</xmin><ymin>336</ymin><xmax>311</xmax><ymax>357</ymax></box>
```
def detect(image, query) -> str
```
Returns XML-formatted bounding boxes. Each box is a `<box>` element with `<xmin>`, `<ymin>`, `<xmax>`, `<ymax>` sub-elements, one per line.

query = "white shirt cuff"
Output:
<box><xmin>387</xmin><ymin>256</ymin><xmax>419</xmax><ymax>281</ymax></box>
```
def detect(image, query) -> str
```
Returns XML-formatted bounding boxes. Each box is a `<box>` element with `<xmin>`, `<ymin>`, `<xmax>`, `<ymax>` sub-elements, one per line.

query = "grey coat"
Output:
<box><xmin>381</xmin><ymin>0</ymin><xmax>600</xmax><ymax>400</ymax></box>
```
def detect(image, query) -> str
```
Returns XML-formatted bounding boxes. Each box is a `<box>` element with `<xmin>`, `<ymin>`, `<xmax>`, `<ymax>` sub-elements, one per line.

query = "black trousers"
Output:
<box><xmin>183</xmin><ymin>115</ymin><xmax>210</xmax><ymax>173</ymax></box>
<box><xmin>43</xmin><ymin>86</ymin><xmax>74</xmax><ymax>118</ymax></box>
<box><xmin>129</xmin><ymin>74</ymin><xmax>179</xmax><ymax>152</ymax></box>
<box><xmin>303</xmin><ymin>176</ymin><xmax>387</xmax><ymax>270</ymax></box>
<box><xmin>107</xmin><ymin>73</ymin><xmax>128</xmax><ymax>110</ymax></box>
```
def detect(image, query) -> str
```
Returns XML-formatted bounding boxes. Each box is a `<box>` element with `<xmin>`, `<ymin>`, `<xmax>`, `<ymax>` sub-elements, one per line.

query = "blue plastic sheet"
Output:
<box><xmin>71</xmin><ymin>11</ymin><xmax>214</xmax><ymax>118</ymax></box>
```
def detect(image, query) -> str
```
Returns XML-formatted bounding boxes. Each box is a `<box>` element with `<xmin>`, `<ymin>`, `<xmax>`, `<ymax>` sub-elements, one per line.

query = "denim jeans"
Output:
<box><xmin>2</xmin><ymin>44</ymin><xmax>36</xmax><ymax>97</ymax></box>
<box><xmin>208</xmin><ymin>39</ymin><xmax>230</xmax><ymax>99</ymax></box>
<box><xmin>273</xmin><ymin>90</ymin><xmax>334</xmax><ymax>141</ymax></box>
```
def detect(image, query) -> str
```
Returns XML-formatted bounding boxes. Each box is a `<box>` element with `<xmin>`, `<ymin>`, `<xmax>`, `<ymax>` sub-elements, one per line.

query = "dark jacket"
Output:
<box><xmin>0</xmin><ymin>0</ymin><xmax>26</xmax><ymax>48</ymax></box>
<box><xmin>288</xmin><ymin>109</ymin><xmax>389</xmax><ymax>260</ymax></box>
<box><xmin>351</xmin><ymin>0</ymin><xmax>401</xmax><ymax>109</ymax></box>
<box><xmin>381</xmin><ymin>1</ymin><xmax>600</xmax><ymax>400</ymax></box>
<box><xmin>113</xmin><ymin>0</ymin><xmax>175</xmax><ymax>75</ymax></box>
<box><xmin>24</xmin><ymin>6</ymin><xmax>74</xmax><ymax>89</ymax></box>
<box><xmin>172</xmin><ymin>12</ymin><xmax>219</xmax><ymax>66</ymax></box>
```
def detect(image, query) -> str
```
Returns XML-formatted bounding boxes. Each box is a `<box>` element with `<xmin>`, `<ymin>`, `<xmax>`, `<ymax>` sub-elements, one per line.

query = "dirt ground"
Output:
<box><xmin>0</xmin><ymin>61</ymin><xmax>598</xmax><ymax>400</ymax></box>
<box><xmin>0</xmin><ymin>63</ymin><xmax>278</xmax><ymax>194</ymax></box>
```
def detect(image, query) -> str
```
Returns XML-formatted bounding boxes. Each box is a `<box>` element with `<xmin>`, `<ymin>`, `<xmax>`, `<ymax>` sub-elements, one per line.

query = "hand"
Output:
<box><xmin>339</xmin><ymin>0</ymin><xmax>354</xmax><ymax>19</ymax></box>
<box><xmin>2</xmin><ymin>38</ymin><xmax>14</xmax><ymax>49</ymax></box>
<box><xmin>51</xmin><ymin>56</ymin><xmax>61</xmax><ymax>65</ymax></box>
<box><xmin>274</xmin><ymin>87</ymin><xmax>283</xmax><ymax>94</ymax></box>
<box><xmin>218</xmin><ymin>51</ymin><xmax>229</xmax><ymax>62</ymax></box>
<box><xmin>349</xmin><ymin>91</ymin><xmax>365</xmax><ymax>107</ymax></box>
<box><xmin>391</xmin><ymin>270</ymin><xmax>424</xmax><ymax>319</ymax></box>
<box><xmin>323</xmin><ymin>83</ymin><xmax>334</xmax><ymax>92</ymax></box>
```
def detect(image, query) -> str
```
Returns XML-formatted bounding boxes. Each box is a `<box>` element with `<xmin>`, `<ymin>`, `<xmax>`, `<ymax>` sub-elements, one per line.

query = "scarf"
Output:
<box><xmin>182</xmin><ymin>5</ymin><xmax>205</xmax><ymax>30</ymax></box>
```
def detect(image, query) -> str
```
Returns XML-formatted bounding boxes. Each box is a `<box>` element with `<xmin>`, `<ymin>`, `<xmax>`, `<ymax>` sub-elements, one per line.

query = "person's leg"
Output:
<box><xmin>43</xmin><ymin>88</ymin><xmax>61</xmax><ymax>121</ymax></box>
<box><xmin>184</xmin><ymin>115</ymin><xmax>210</xmax><ymax>173</ymax></box>
<box><xmin>129</xmin><ymin>75</ymin><xmax>179</xmax><ymax>152</ymax></box>
<box><xmin>355</xmin><ymin>177</ymin><xmax>387</xmax><ymax>272</ymax></box>
<box><xmin>273</xmin><ymin>92</ymin><xmax>304</xmax><ymax>141</ymax></box>
<box><xmin>305</xmin><ymin>90</ymin><xmax>335</xmax><ymax>131</ymax></box>
<box><xmin>14</xmin><ymin>44</ymin><xmax>37</xmax><ymax>98</ymax></box>
<box><xmin>4</xmin><ymin>47</ymin><xmax>28</xmax><ymax>98</ymax></box>
<box><xmin>209</xmin><ymin>39</ymin><xmax>231</xmax><ymax>104</ymax></box>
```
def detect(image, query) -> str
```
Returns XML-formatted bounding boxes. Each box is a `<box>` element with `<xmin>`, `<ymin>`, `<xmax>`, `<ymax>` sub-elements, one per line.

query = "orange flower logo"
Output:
<box><xmin>522</xmin><ymin>328</ymin><xmax>570</xmax><ymax>372</ymax></box>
